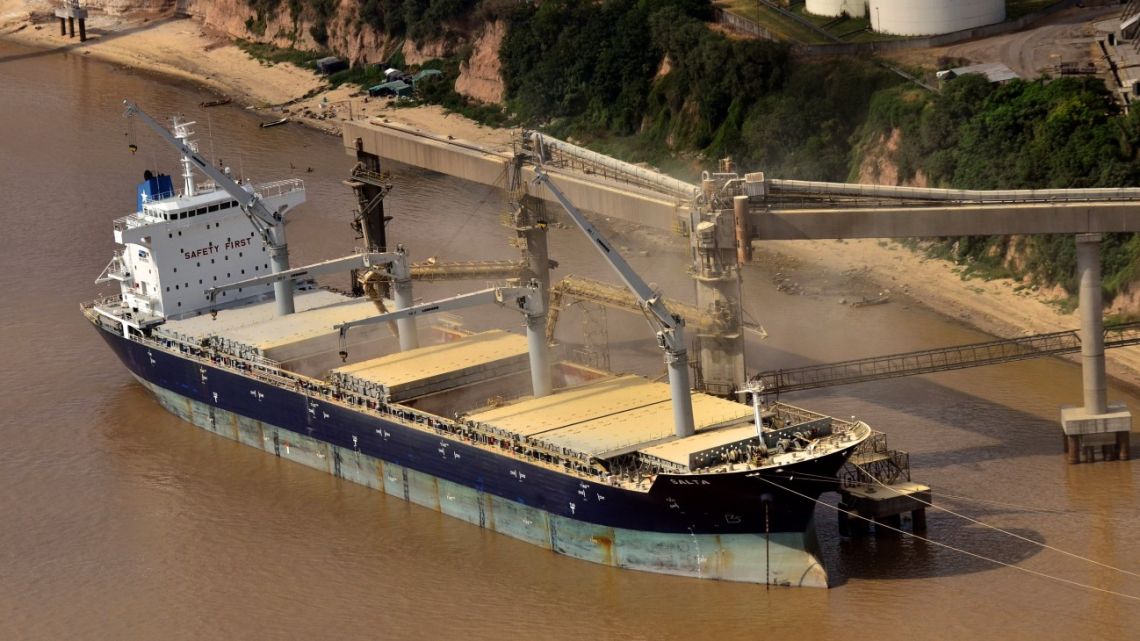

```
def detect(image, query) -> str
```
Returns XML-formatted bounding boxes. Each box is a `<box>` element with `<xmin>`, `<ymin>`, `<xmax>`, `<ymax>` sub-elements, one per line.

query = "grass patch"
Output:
<box><xmin>236</xmin><ymin>39</ymin><xmax>328</xmax><ymax>68</ymax></box>
<box><xmin>1048</xmin><ymin>295</ymin><xmax>1079</xmax><ymax>315</ymax></box>
<box><xmin>716</xmin><ymin>0</ymin><xmax>834</xmax><ymax>44</ymax></box>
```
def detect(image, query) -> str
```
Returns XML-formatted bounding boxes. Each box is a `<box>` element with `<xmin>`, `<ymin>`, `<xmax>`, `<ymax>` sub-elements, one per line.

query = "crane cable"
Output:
<box><xmin>755</xmin><ymin>476</ymin><xmax>1140</xmax><ymax>602</ymax></box>
<box><xmin>848</xmin><ymin>462</ymin><xmax>1140</xmax><ymax>580</ymax></box>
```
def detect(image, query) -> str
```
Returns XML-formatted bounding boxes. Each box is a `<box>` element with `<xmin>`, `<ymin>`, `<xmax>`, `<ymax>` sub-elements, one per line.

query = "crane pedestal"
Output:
<box><xmin>1060</xmin><ymin>234</ymin><xmax>1132</xmax><ymax>463</ymax></box>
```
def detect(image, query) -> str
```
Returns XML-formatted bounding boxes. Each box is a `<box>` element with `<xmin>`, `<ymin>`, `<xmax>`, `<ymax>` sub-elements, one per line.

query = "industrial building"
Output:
<box><xmin>805</xmin><ymin>0</ymin><xmax>1006</xmax><ymax>36</ymax></box>
<box><xmin>805</xmin><ymin>0</ymin><xmax>865</xmax><ymax>19</ymax></box>
<box><xmin>869</xmin><ymin>0</ymin><xmax>1005</xmax><ymax>35</ymax></box>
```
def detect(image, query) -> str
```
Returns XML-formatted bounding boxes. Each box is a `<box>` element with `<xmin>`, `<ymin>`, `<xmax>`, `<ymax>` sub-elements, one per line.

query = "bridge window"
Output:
<box><xmin>208</xmin><ymin>205</ymin><xmax>219</xmax><ymax>213</ymax></box>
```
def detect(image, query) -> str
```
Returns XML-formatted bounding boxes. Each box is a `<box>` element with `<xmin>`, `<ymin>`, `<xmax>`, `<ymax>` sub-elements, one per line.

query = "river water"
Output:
<box><xmin>2</xmin><ymin>39</ymin><xmax>1139</xmax><ymax>640</ymax></box>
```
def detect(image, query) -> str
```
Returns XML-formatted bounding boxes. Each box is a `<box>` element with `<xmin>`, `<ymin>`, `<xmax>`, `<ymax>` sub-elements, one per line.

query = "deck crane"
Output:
<box><xmin>123</xmin><ymin>100</ymin><xmax>297</xmax><ymax>316</ymax></box>
<box><xmin>334</xmin><ymin>283</ymin><xmax>552</xmax><ymax>399</ymax></box>
<box><xmin>531</xmin><ymin>169</ymin><xmax>696</xmax><ymax>438</ymax></box>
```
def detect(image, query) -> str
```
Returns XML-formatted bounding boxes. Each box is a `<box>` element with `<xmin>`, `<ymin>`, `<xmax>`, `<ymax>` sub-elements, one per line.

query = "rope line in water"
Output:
<box><xmin>756</xmin><ymin>477</ymin><xmax>1140</xmax><ymax>602</ymax></box>
<box><xmin>850</xmin><ymin>463</ymin><xmax>1140</xmax><ymax>581</ymax></box>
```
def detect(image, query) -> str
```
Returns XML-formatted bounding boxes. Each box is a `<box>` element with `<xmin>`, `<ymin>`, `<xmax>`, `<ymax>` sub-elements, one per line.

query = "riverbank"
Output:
<box><xmin>0</xmin><ymin>2</ymin><xmax>513</xmax><ymax>146</ymax></box>
<box><xmin>4</xmin><ymin>5</ymin><xmax>1137</xmax><ymax>388</ymax></box>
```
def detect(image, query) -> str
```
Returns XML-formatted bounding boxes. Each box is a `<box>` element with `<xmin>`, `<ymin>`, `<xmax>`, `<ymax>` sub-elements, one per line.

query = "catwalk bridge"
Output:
<box><xmin>754</xmin><ymin>322</ymin><xmax>1140</xmax><ymax>395</ymax></box>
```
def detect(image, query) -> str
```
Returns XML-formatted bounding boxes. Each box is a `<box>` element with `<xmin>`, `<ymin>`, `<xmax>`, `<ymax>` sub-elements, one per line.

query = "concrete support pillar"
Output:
<box><xmin>733</xmin><ymin>195</ymin><xmax>751</xmax><ymax>265</ymax></box>
<box><xmin>78</xmin><ymin>18</ymin><xmax>86</xmax><ymax>42</ymax></box>
<box><xmin>59</xmin><ymin>17</ymin><xmax>66</xmax><ymax>36</ymax></box>
<box><xmin>67</xmin><ymin>16</ymin><xmax>74</xmax><ymax>37</ymax></box>
<box><xmin>1068</xmin><ymin>435</ymin><xmax>1081</xmax><ymax>464</ymax></box>
<box><xmin>1077</xmin><ymin>233</ymin><xmax>1107</xmax><ymax>414</ymax></box>
<box><xmin>1118</xmin><ymin>432</ymin><xmax>1131</xmax><ymax>461</ymax></box>
<box><xmin>912</xmin><ymin>508</ymin><xmax>927</xmax><ymax>532</ymax></box>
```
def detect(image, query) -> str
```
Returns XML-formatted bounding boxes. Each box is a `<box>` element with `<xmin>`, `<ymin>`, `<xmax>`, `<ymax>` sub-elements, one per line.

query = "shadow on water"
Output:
<box><xmin>828</xmin><ymin>523</ymin><xmax>1046</xmax><ymax>585</ymax></box>
<box><xmin>0</xmin><ymin>16</ymin><xmax>185</xmax><ymax>65</ymax></box>
<box><xmin>753</xmin><ymin>343</ymin><xmax>1065</xmax><ymax>467</ymax></box>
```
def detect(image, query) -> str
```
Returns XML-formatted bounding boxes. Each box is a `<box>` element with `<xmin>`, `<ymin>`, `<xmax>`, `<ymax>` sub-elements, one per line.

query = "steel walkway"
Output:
<box><xmin>754</xmin><ymin>322</ymin><xmax>1140</xmax><ymax>394</ymax></box>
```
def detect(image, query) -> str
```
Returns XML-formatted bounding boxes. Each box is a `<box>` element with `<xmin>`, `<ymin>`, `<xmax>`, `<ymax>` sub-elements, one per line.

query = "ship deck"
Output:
<box><xmin>139</xmin><ymin>290</ymin><xmax>859</xmax><ymax>476</ymax></box>
<box><xmin>467</xmin><ymin>375</ymin><xmax>753</xmax><ymax>461</ymax></box>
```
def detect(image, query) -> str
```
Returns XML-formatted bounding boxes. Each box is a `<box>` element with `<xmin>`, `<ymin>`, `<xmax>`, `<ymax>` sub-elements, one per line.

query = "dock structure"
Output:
<box><xmin>342</xmin><ymin>120</ymin><xmax>1140</xmax><ymax>464</ymax></box>
<box><xmin>836</xmin><ymin>431</ymin><xmax>931</xmax><ymax>536</ymax></box>
<box><xmin>54</xmin><ymin>0</ymin><xmax>87</xmax><ymax>42</ymax></box>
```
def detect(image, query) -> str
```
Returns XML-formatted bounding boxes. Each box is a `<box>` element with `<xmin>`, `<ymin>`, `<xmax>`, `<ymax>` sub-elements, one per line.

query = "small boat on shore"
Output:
<box><xmin>851</xmin><ymin>295</ymin><xmax>891</xmax><ymax>308</ymax></box>
<box><xmin>200</xmin><ymin>97</ymin><xmax>232</xmax><ymax>108</ymax></box>
<box><xmin>260</xmin><ymin>117</ymin><xmax>289</xmax><ymax>128</ymax></box>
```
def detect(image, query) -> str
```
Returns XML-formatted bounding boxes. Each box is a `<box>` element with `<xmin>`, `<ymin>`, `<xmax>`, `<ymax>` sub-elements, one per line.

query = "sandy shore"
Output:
<box><xmin>0</xmin><ymin>2</ymin><xmax>513</xmax><ymax>145</ymax></box>
<box><xmin>4</xmin><ymin>5</ymin><xmax>1137</xmax><ymax>387</ymax></box>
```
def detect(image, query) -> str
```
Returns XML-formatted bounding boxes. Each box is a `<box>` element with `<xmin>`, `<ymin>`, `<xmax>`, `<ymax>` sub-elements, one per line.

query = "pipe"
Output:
<box><xmin>768</xmin><ymin>179</ymin><xmax>1140</xmax><ymax>204</ymax></box>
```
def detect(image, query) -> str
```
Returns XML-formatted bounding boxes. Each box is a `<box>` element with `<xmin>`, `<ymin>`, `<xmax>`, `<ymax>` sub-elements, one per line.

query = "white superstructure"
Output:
<box><xmin>805</xmin><ymin>0</ymin><xmax>865</xmax><ymax>19</ymax></box>
<box><xmin>96</xmin><ymin>118</ymin><xmax>306</xmax><ymax>323</ymax></box>
<box><xmin>868</xmin><ymin>0</ymin><xmax>1004</xmax><ymax>36</ymax></box>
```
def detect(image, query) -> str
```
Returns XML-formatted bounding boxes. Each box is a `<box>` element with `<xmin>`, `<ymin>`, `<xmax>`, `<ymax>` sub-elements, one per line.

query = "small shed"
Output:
<box><xmin>936</xmin><ymin>63</ymin><xmax>1019</xmax><ymax>84</ymax></box>
<box><xmin>368</xmin><ymin>80</ymin><xmax>412</xmax><ymax>98</ymax></box>
<box><xmin>314</xmin><ymin>56</ymin><xmax>348</xmax><ymax>75</ymax></box>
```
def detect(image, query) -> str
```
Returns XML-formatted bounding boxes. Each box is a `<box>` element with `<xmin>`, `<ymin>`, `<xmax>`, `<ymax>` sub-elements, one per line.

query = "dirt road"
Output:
<box><xmin>886</xmin><ymin>4</ymin><xmax>1120</xmax><ymax>78</ymax></box>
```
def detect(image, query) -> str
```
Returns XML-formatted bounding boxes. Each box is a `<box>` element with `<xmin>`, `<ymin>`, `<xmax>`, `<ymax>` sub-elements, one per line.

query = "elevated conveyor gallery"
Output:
<box><xmin>755</xmin><ymin>322</ymin><xmax>1140</xmax><ymax>394</ymax></box>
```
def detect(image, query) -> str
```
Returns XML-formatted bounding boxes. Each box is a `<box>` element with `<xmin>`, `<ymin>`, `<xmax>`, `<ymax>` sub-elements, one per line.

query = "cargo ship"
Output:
<box><xmin>83</xmin><ymin>104</ymin><xmax>871</xmax><ymax>587</ymax></box>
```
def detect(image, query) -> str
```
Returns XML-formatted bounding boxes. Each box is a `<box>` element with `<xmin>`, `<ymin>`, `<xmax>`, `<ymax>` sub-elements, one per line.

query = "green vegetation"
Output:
<box><xmin>236</xmin><ymin>39</ymin><xmax>328</xmax><ymax>66</ymax></box>
<box><xmin>232</xmin><ymin>0</ymin><xmax>1140</xmax><ymax>304</ymax></box>
<box><xmin>856</xmin><ymin>74</ymin><xmax>1140</xmax><ymax>300</ymax></box>
<box><xmin>502</xmin><ymin>1</ymin><xmax>901</xmax><ymax>179</ymax></box>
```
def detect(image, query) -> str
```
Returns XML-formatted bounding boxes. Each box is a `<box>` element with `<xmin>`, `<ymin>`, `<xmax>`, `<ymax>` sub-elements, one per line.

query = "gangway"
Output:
<box><xmin>755</xmin><ymin>321</ymin><xmax>1140</xmax><ymax>394</ymax></box>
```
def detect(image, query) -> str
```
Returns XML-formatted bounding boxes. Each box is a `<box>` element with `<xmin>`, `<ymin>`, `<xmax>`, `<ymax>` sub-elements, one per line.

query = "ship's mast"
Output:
<box><xmin>172</xmin><ymin>117</ymin><xmax>198</xmax><ymax>198</ymax></box>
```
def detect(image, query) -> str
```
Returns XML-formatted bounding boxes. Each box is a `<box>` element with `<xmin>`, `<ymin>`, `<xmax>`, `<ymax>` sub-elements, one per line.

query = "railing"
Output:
<box><xmin>755</xmin><ymin>322</ymin><xmax>1140</xmax><ymax>394</ymax></box>
<box><xmin>254</xmin><ymin>178</ymin><xmax>305</xmax><ymax>200</ymax></box>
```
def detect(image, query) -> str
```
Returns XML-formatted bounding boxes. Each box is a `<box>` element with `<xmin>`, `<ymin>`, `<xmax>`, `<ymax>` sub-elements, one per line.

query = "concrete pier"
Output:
<box><xmin>1060</xmin><ymin>234</ymin><xmax>1132</xmax><ymax>463</ymax></box>
<box><xmin>54</xmin><ymin>2</ymin><xmax>88</xmax><ymax>42</ymax></box>
<box><xmin>838</xmin><ymin>482</ymin><xmax>931</xmax><ymax>537</ymax></box>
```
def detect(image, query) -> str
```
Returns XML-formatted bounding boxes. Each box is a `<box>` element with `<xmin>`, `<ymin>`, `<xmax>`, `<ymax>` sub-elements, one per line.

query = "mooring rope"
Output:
<box><xmin>756</xmin><ymin>476</ymin><xmax>1140</xmax><ymax>602</ymax></box>
<box><xmin>849</xmin><ymin>463</ymin><xmax>1140</xmax><ymax>581</ymax></box>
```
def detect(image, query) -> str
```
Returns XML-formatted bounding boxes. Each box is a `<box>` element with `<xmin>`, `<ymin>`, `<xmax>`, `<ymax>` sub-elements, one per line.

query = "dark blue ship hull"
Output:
<box><xmin>92</xmin><ymin>318</ymin><xmax>858</xmax><ymax>585</ymax></box>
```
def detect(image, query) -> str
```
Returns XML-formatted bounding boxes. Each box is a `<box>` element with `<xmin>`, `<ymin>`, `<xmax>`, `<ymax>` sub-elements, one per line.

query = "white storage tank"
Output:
<box><xmin>869</xmin><ymin>0</ymin><xmax>1004</xmax><ymax>36</ymax></box>
<box><xmin>805</xmin><ymin>0</ymin><xmax>866</xmax><ymax>18</ymax></box>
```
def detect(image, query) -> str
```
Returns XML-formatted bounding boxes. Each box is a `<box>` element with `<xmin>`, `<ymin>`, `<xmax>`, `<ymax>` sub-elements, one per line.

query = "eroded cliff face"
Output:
<box><xmin>454</xmin><ymin>19</ymin><xmax>504</xmax><ymax>104</ymax></box>
<box><xmin>193</xmin><ymin>0</ymin><xmax>504</xmax><ymax>100</ymax></box>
